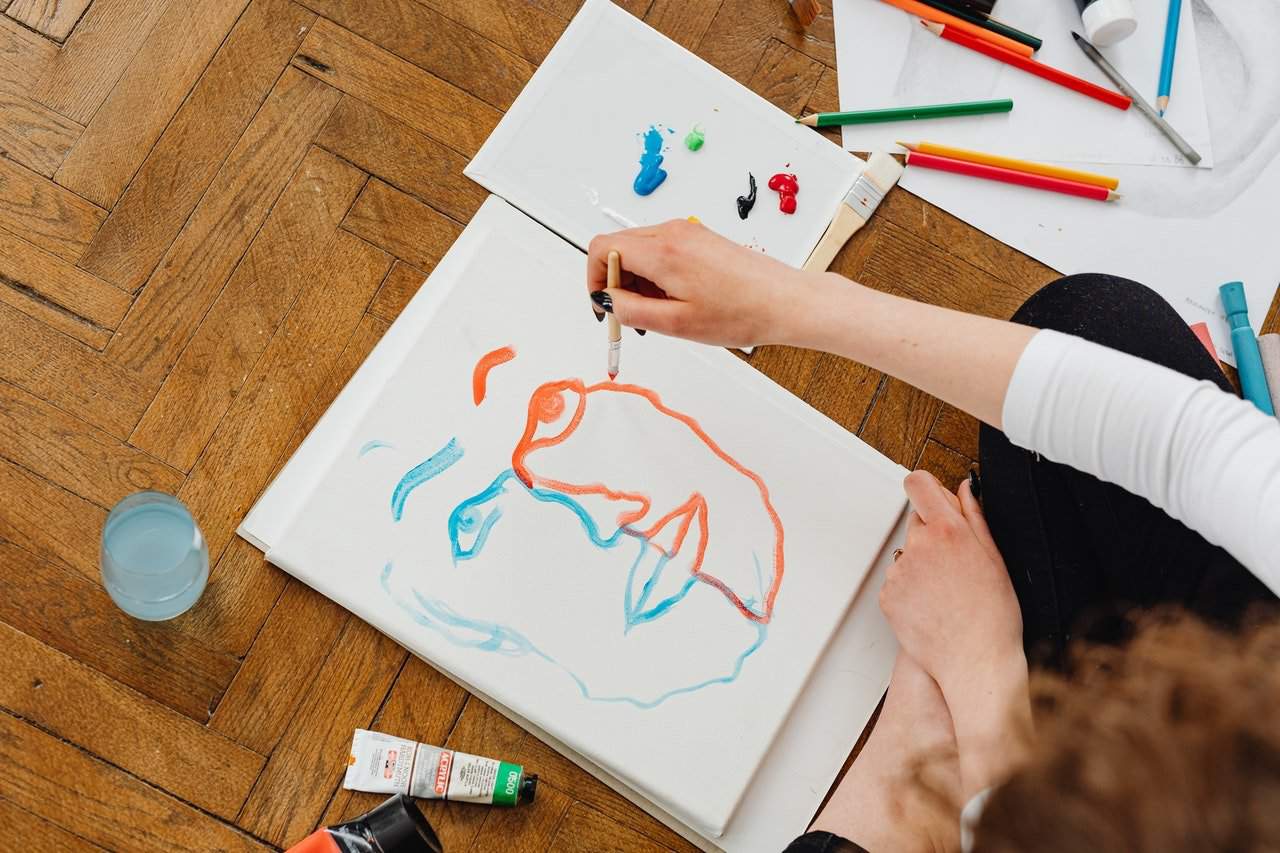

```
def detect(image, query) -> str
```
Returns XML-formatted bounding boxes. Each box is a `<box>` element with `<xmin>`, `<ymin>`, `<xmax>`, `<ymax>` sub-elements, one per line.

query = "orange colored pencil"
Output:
<box><xmin>898</xmin><ymin>142</ymin><xmax>1120</xmax><ymax>190</ymax></box>
<box><xmin>906</xmin><ymin>150</ymin><xmax>1120</xmax><ymax>202</ymax></box>
<box><xmin>879</xmin><ymin>0</ymin><xmax>1034</xmax><ymax>58</ymax></box>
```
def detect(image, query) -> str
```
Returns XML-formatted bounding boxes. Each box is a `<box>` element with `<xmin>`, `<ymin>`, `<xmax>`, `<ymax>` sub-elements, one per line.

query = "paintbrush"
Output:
<box><xmin>803</xmin><ymin>151</ymin><xmax>904</xmax><ymax>271</ymax></box>
<box><xmin>790</xmin><ymin>0</ymin><xmax>821</xmax><ymax>28</ymax></box>
<box><xmin>606</xmin><ymin>250</ymin><xmax>622</xmax><ymax>380</ymax></box>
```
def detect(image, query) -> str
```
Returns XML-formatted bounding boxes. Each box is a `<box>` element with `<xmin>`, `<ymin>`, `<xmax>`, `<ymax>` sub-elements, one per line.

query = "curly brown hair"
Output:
<box><xmin>973</xmin><ymin>611</ymin><xmax>1280</xmax><ymax>852</ymax></box>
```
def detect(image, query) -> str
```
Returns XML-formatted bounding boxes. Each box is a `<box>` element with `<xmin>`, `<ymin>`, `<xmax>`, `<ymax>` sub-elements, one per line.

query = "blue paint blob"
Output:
<box><xmin>633</xmin><ymin>126</ymin><xmax>668</xmax><ymax>196</ymax></box>
<box><xmin>390</xmin><ymin>437</ymin><xmax>464</xmax><ymax>521</ymax></box>
<box><xmin>358</xmin><ymin>439</ymin><xmax>394</xmax><ymax>457</ymax></box>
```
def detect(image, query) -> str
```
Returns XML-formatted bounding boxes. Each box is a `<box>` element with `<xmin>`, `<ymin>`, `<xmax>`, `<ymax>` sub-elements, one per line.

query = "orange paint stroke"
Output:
<box><xmin>511</xmin><ymin>379</ymin><xmax>785</xmax><ymax>624</ymax></box>
<box><xmin>472</xmin><ymin>346</ymin><xmax>517</xmax><ymax>406</ymax></box>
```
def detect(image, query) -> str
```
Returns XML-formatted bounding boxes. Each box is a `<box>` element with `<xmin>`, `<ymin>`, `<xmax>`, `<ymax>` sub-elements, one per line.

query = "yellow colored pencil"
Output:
<box><xmin>897</xmin><ymin>141</ymin><xmax>1120</xmax><ymax>190</ymax></box>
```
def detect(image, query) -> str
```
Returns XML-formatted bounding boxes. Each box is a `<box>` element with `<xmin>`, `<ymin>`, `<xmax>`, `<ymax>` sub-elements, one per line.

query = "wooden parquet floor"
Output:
<box><xmin>0</xmin><ymin>1</ymin><xmax>1275</xmax><ymax>850</ymax></box>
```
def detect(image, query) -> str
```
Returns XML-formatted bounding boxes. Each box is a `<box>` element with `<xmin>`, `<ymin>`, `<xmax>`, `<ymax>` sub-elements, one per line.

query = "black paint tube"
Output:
<box><xmin>286</xmin><ymin>794</ymin><xmax>443</xmax><ymax>853</ymax></box>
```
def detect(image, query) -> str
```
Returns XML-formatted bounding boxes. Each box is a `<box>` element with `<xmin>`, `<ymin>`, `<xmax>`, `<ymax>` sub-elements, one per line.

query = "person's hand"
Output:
<box><xmin>880</xmin><ymin>471</ymin><xmax>1022</xmax><ymax>688</ymax></box>
<box><xmin>585</xmin><ymin>219</ymin><xmax>821</xmax><ymax>348</ymax></box>
<box><xmin>879</xmin><ymin>470</ymin><xmax>1029</xmax><ymax>797</ymax></box>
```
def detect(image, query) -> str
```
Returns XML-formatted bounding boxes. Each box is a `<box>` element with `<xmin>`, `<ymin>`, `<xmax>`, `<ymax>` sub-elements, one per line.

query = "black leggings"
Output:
<box><xmin>785</xmin><ymin>274</ymin><xmax>1276</xmax><ymax>853</ymax></box>
<box><xmin>978</xmin><ymin>273</ymin><xmax>1275</xmax><ymax>667</ymax></box>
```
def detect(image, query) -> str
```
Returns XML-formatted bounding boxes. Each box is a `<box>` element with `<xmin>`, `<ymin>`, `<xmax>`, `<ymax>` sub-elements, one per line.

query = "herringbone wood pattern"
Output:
<box><xmin>0</xmin><ymin>1</ymin><xmax>1275</xmax><ymax>850</ymax></box>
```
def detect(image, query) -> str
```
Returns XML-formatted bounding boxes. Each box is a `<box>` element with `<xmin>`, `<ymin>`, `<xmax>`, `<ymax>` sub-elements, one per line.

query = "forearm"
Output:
<box><xmin>782</xmin><ymin>273</ymin><xmax>1037</xmax><ymax>430</ymax></box>
<box><xmin>940</xmin><ymin>650</ymin><xmax>1031</xmax><ymax>801</ymax></box>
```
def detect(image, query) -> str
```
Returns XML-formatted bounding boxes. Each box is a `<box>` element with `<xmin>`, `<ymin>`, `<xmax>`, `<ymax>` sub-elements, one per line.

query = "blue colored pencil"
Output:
<box><xmin>1157</xmin><ymin>0</ymin><xmax>1182</xmax><ymax>116</ymax></box>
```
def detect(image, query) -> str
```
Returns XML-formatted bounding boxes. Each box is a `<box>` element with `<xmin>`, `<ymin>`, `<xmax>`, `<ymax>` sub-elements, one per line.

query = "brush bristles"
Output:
<box><xmin>790</xmin><ymin>0</ymin><xmax>821</xmax><ymax>27</ymax></box>
<box><xmin>864</xmin><ymin>150</ymin><xmax>906</xmax><ymax>192</ymax></box>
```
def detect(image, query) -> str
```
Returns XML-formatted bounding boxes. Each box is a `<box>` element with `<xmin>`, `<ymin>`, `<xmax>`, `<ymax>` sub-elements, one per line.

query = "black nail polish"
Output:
<box><xmin>593</xmin><ymin>306</ymin><xmax>605</xmax><ymax>322</ymax></box>
<box><xmin>969</xmin><ymin>469</ymin><xmax>983</xmax><ymax>501</ymax></box>
<box><xmin>591</xmin><ymin>290</ymin><xmax>613</xmax><ymax>312</ymax></box>
<box><xmin>636</xmin><ymin>328</ymin><xmax>646</xmax><ymax>336</ymax></box>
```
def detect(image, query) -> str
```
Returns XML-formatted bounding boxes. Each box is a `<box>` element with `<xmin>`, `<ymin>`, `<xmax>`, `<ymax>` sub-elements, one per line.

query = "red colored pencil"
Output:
<box><xmin>921</xmin><ymin>20</ymin><xmax>1131</xmax><ymax>111</ymax></box>
<box><xmin>906</xmin><ymin>150</ymin><xmax>1120</xmax><ymax>201</ymax></box>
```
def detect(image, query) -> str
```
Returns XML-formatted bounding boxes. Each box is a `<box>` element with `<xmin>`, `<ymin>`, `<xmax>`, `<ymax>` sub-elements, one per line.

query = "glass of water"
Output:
<box><xmin>100</xmin><ymin>491</ymin><xmax>209</xmax><ymax>621</ymax></box>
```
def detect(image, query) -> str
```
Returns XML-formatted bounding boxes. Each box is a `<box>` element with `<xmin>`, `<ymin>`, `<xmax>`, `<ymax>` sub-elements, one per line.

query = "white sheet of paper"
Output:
<box><xmin>464</xmin><ymin>0</ymin><xmax>865</xmax><ymax>269</ymax></box>
<box><xmin>834</xmin><ymin>0</ymin><xmax>1214</xmax><ymax>167</ymax></box>
<box><xmin>245</xmin><ymin>196</ymin><xmax>906</xmax><ymax>840</ymax></box>
<box><xmin>834</xmin><ymin>0</ymin><xmax>1278</xmax><ymax>364</ymax></box>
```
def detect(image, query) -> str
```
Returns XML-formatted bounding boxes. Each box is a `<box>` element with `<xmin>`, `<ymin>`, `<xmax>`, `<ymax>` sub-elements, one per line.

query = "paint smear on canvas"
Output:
<box><xmin>391</xmin><ymin>437</ymin><xmax>464</xmax><ymax>521</ymax></box>
<box><xmin>684</xmin><ymin>124</ymin><xmax>705</xmax><ymax>151</ymax></box>
<box><xmin>768</xmin><ymin>173</ymin><xmax>799</xmax><ymax>214</ymax></box>
<box><xmin>633</xmin><ymin>126</ymin><xmax>668</xmax><ymax>196</ymax></box>
<box><xmin>472</xmin><ymin>346</ymin><xmax>517</xmax><ymax>405</ymax></box>
<box><xmin>737</xmin><ymin>173</ymin><xmax>757</xmax><ymax>220</ymax></box>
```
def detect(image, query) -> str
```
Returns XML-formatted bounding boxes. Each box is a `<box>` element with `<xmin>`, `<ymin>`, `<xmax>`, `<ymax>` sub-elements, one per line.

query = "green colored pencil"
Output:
<box><xmin>797</xmin><ymin>99</ymin><xmax>1013</xmax><ymax>128</ymax></box>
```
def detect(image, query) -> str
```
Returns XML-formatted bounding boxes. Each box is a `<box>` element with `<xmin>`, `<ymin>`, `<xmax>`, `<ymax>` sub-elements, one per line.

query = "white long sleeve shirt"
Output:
<box><xmin>1001</xmin><ymin>330</ymin><xmax>1280</xmax><ymax>582</ymax></box>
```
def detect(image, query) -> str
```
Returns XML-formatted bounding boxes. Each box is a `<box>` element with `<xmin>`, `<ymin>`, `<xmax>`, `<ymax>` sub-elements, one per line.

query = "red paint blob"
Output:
<box><xmin>768</xmin><ymin>172</ymin><xmax>798</xmax><ymax>214</ymax></box>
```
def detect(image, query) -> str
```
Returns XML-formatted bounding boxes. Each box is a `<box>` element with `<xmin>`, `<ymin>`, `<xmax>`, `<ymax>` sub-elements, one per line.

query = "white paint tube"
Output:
<box><xmin>344</xmin><ymin>729</ymin><xmax>537</xmax><ymax>806</ymax></box>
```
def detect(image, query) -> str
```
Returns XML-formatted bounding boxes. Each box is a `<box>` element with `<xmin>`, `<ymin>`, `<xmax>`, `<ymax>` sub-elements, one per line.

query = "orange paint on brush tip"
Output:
<box><xmin>471</xmin><ymin>346</ymin><xmax>516</xmax><ymax>405</ymax></box>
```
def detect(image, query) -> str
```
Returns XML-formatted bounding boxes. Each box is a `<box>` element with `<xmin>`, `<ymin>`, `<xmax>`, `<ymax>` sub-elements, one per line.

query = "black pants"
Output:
<box><xmin>978</xmin><ymin>273</ymin><xmax>1275</xmax><ymax>668</ymax></box>
<box><xmin>785</xmin><ymin>274</ymin><xmax>1276</xmax><ymax>853</ymax></box>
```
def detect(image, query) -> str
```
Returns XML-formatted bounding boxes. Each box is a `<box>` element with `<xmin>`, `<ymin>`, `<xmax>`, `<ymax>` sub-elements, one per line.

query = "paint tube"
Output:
<box><xmin>287</xmin><ymin>794</ymin><xmax>442</xmax><ymax>853</ymax></box>
<box><xmin>345</xmin><ymin>728</ymin><xmax>538</xmax><ymax>806</ymax></box>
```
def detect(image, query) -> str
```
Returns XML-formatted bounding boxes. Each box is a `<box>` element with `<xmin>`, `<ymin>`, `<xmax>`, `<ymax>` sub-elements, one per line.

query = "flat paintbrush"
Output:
<box><xmin>803</xmin><ymin>152</ymin><xmax>904</xmax><ymax>271</ymax></box>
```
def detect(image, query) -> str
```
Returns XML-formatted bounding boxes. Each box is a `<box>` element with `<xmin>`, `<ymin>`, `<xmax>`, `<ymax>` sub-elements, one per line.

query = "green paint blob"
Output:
<box><xmin>684</xmin><ymin>125</ymin><xmax>705</xmax><ymax>151</ymax></box>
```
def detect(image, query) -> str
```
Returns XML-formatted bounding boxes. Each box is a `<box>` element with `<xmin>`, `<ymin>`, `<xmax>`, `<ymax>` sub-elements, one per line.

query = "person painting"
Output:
<box><xmin>585</xmin><ymin>219</ymin><xmax>1280</xmax><ymax>851</ymax></box>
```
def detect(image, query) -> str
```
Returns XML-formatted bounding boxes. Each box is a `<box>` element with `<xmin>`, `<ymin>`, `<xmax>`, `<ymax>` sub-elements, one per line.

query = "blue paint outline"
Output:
<box><xmin>358</xmin><ymin>439</ymin><xmax>394</xmax><ymax>457</ymax></box>
<box><xmin>391</xmin><ymin>438</ymin><xmax>464</xmax><ymax>521</ymax></box>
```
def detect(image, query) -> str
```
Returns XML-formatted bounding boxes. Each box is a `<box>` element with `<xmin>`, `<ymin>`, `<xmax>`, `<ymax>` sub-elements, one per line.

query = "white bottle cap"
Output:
<box><xmin>1081</xmin><ymin>0</ymin><xmax>1138</xmax><ymax>47</ymax></box>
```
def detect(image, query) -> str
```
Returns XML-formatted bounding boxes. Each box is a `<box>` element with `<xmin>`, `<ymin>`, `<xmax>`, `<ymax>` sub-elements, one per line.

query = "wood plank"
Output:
<box><xmin>418</xmin><ymin>0</ymin><xmax>567</xmax><ymax>64</ymax></box>
<box><xmin>129</xmin><ymin>147</ymin><xmax>366</xmax><ymax>471</ymax></box>
<box><xmin>802</xmin><ymin>355</ymin><xmax>883</xmax><ymax>436</ymax></box>
<box><xmin>745</xmin><ymin>38</ymin><xmax>824</xmax><ymax>116</ymax></box>
<box><xmin>53</xmin><ymin>0</ymin><xmax>251</xmax><ymax>209</ymax></box>
<box><xmin>0</xmin><ymin>86</ymin><xmax>82</xmax><ymax>178</ymax></box>
<box><xmin>858</xmin><ymin>376</ymin><xmax>943</xmax><ymax>469</ymax></box>
<box><xmin>0</xmin><ymin>456</ymin><xmax>103</xmax><ymax>579</ymax></box>
<box><xmin>5</xmin><ymin>0</ymin><xmax>94</xmax><ymax>40</ymax></box>
<box><xmin>0</xmin><ymin>159</ymin><xmax>105</xmax><ymax>261</ymax></box>
<box><xmin>930</xmin><ymin>404</ymin><xmax>980</xmax><ymax>459</ymax></box>
<box><xmin>317</xmin><ymin>654</ymin><xmax>468</xmax><ymax>834</ymax></box>
<box><xmin>0</xmin><ymin>228</ymin><xmax>130</xmax><ymax>347</ymax></box>
<box><xmin>297</xmin><ymin>0</ymin><xmax>533</xmax><ymax>111</ymax></box>
<box><xmin>695</xmin><ymin>0</ymin><xmax>778</xmax><ymax>83</ymax></box>
<box><xmin>0</xmin><ymin>12</ymin><xmax>57</xmax><ymax>75</ymax></box>
<box><xmin>178</xmin><ymin>229</ymin><xmax>391</xmax><ymax>565</ymax></box>
<box><xmin>104</xmin><ymin>68</ymin><xmax>341</xmax><ymax>384</ymax></box>
<box><xmin>0</xmin><ymin>542</ymin><xmax>240</xmax><ymax>722</ymax></box>
<box><xmin>645</xmin><ymin>0</ymin><xmax>721</xmax><ymax>50</ymax></box>
<box><xmin>209</xmin><ymin>579</ymin><xmax>348</xmax><ymax>753</ymax></box>
<box><xmin>548</xmin><ymin>802</ymin><xmax>673</xmax><ymax>853</ymax></box>
<box><xmin>466</xmin><ymin>781</ymin><xmax>572</xmax><ymax>853</ymax></box>
<box><xmin>342</xmin><ymin>179</ymin><xmax>463</xmax><ymax>273</ymax></box>
<box><xmin>169</xmin><ymin>535</ymin><xmax>289</xmax><ymax>658</ymax></box>
<box><xmin>0</xmin><ymin>302</ymin><xmax>145</xmax><ymax>438</ymax></box>
<box><xmin>30</xmin><ymin>0</ymin><xmax>171</xmax><ymax>125</ymax></box>
<box><xmin>368</xmin><ymin>260</ymin><xmax>427</xmax><ymax>323</ymax></box>
<box><xmin>78</xmin><ymin>0</ymin><xmax>318</xmax><ymax>292</ymax></box>
<box><xmin>0</xmin><ymin>712</ymin><xmax>266</xmax><ymax>852</ymax></box>
<box><xmin>0</xmin><ymin>621</ymin><xmax>264</xmax><ymax>819</ymax></box>
<box><xmin>316</xmin><ymin>95</ymin><xmax>485</xmax><ymax>223</ymax></box>
<box><xmin>0</xmin><ymin>380</ymin><xmax>181</xmax><ymax>509</ymax></box>
<box><xmin>298</xmin><ymin>311</ymin><xmax>389</xmax><ymax>438</ymax></box>
<box><xmin>0</xmin><ymin>796</ymin><xmax>105</xmax><ymax>853</ymax></box>
<box><xmin>238</xmin><ymin>618</ymin><xmax>407</xmax><ymax>847</ymax></box>
<box><xmin>917</xmin><ymin>439</ymin><xmax>973</xmax><ymax>492</ymax></box>
<box><xmin>291</xmin><ymin>18</ymin><xmax>501</xmax><ymax>158</ymax></box>
<box><xmin>804</xmin><ymin>65</ymin><xmax>841</xmax><ymax>145</ymax></box>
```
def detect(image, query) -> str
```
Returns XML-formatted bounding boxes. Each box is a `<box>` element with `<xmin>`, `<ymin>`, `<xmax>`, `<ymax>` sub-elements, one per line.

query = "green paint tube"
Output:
<box><xmin>344</xmin><ymin>729</ymin><xmax>537</xmax><ymax>806</ymax></box>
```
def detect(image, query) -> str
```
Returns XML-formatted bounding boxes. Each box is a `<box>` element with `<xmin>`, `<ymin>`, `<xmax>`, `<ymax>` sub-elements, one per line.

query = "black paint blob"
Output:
<box><xmin>736</xmin><ymin>173</ymin><xmax>757</xmax><ymax>220</ymax></box>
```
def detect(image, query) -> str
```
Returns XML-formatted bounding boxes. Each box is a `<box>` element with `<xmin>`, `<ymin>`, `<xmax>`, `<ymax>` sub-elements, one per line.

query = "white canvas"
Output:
<box><xmin>834</xmin><ymin>0</ymin><xmax>1214</xmax><ymax>167</ymax></box>
<box><xmin>464</xmin><ymin>0</ymin><xmax>865</xmax><ymax>269</ymax></box>
<box><xmin>834</xmin><ymin>0</ymin><xmax>1278</xmax><ymax>364</ymax></box>
<box><xmin>252</xmin><ymin>196</ymin><xmax>907</xmax><ymax>838</ymax></box>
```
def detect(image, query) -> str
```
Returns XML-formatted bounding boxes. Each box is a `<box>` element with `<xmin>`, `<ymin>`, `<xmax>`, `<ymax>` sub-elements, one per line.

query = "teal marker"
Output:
<box><xmin>1220</xmin><ymin>282</ymin><xmax>1275</xmax><ymax>415</ymax></box>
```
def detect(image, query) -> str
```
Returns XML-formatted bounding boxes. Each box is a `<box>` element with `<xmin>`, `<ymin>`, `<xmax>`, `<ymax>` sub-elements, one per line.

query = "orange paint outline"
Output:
<box><xmin>472</xmin><ymin>346</ymin><xmax>517</xmax><ymax>405</ymax></box>
<box><xmin>511</xmin><ymin>378</ymin><xmax>785</xmax><ymax>623</ymax></box>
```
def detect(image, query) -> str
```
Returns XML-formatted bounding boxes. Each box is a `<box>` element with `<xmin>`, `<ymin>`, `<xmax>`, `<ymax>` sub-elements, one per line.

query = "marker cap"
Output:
<box><xmin>364</xmin><ymin>794</ymin><xmax>443</xmax><ymax>853</ymax></box>
<box><xmin>1219</xmin><ymin>281</ymin><xmax>1249</xmax><ymax>324</ymax></box>
<box><xmin>1081</xmin><ymin>0</ymin><xmax>1138</xmax><ymax>47</ymax></box>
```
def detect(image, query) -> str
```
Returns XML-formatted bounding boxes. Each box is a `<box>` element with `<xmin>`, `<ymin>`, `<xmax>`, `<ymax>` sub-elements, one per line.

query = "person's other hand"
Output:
<box><xmin>879</xmin><ymin>470</ymin><xmax>1029</xmax><ymax>797</ymax></box>
<box><xmin>586</xmin><ymin>219</ymin><xmax>820</xmax><ymax>348</ymax></box>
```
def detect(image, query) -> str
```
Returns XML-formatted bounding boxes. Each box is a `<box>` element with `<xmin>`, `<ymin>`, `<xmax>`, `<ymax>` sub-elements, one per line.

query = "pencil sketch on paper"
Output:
<box><xmin>366</xmin><ymin>347</ymin><xmax>787</xmax><ymax>708</ymax></box>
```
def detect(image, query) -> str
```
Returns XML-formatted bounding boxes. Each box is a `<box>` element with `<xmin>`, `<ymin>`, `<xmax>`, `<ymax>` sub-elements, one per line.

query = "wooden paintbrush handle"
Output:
<box><xmin>803</xmin><ymin>204</ymin><xmax>868</xmax><ymax>272</ymax></box>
